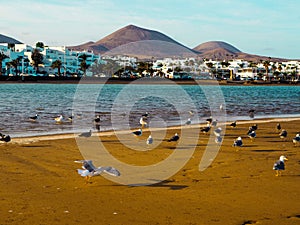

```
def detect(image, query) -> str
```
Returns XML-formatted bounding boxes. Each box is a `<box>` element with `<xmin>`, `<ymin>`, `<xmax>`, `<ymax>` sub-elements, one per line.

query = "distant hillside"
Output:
<box><xmin>68</xmin><ymin>25</ymin><xmax>197</xmax><ymax>59</ymax></box>
<box><xmin>0</xmin><ymin>34</ymin><xmax>22</xmax><ymax>44</ymax></box>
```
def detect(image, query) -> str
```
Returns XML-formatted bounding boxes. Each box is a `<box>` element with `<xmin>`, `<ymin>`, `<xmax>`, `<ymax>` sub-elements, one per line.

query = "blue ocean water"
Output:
<box><xmin>0</xmin><ymin>83</ymin><xmax>299</xmax><ymax>137</ymax></box>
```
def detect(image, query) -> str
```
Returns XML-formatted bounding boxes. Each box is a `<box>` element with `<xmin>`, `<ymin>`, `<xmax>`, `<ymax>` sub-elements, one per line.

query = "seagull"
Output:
<box><xmin>279</xmin><ymin>129</ymin><xmax>287</xmax><ymax>141</ymax></box>
<box><xmin>251</xmin><ymin>124</ymin><xmax>258</xmax><ymax>131</ymax></box>
<box><xmin>74</xmin><ymin>160</ymin><xmax>120</xmax><ymax>183</ymax></box>
<box><xmin>211</xmin><ymin>119</ymin><xmax>218</xmax><ymax>127</ymax></box>
<box><xmin>201</xmin><ymin>124</ymin><xmax>211</xmax><ymax>134</ymax></box>
<box><xmin>248</xmin><ymin>109</ymin><xmax>255</xmax><ymax>119</ymax></box>
<box><xmin>206</xmin><ymin>117</ymin><xmax>213</xmax><ymax>124</ymax></box>
<box><xmin>273</xmin><ymin>155</ymin><xmax>288</xmax><ymax>176</ymax></box>
<box><xmin>213</xmin><ymin>127</ymin><xmax>222</xmax><ymax>137</ymax></box>
<box><xmin>189</xmin><ymin>110</ymin><xmax>195</xmax><ymax>117</ymax></box>
<box><xmin>233</xmin><ymin>137</ymin><xmax>243</xmax><ymax>151</ymax></box>
<box><xmin>54</xmin><ymin>115</ymin><xmax>63</xmax><ymax>123</ymax></box>
<box><xmin>247</xmin><ymin>126</ymin><xmax>255</xmax><ymax>135</ymax></box>
<box><xmin>94</xmin><ymin>115</ymin><xmax>100</xmax><ymax>131</ymax></box>
<box><xmin>29</xmin><ymin>114</ymin><xmax>38</xmax><ymax>122</ymax></box>
<box><xmin>167</xmin><ymin>133</ymin><xmax>179</xmax><ymax>142</ymax></box>
<box><xmin>67</xmin><ymin>115</ymin><xmax>73</xmax><ymax>122</ymax></box>
<box><xmin>215</xmin><ymin>136</ymin><xmax>223</xmax><ymax>145</ymax></box>
<box><xmin>185</xmin><ymin>118</ymin><xmax>191</xmax><ymax>125</ymax></box>
<box><xmin>142</xmin><ymin>112</ymin><xmax>149</xmax><ymax>118</ymax></box>
<box><xmin>132</xmin><ymin>129</ymin><xmax>142</xmax><ymax>137</ymax></box>
<box><xmin>79</xmin><ymin>130</ymin><xmax>92</xmax><ymax>138</ymax></box>
<box><xmin>146</xmin><ymin>135</ymin><xmax>153</xmax><ymax>145</ymax></box>
<box><xmin>248</xmin><ymin>130</ymin><xmax>256</xmax><ymax>142</ymax></box>
<box><xmin>0</xmin><ymin>133</ymin><xmax>11</xmax><ymax>142</ymax></box>
<box><xmin>292</xmin><ymin>133</ymin><xmax>300</xmax><ymax>146</ymax></box>
<box><xmin>276</xmin><ymin>123</ymin><xmax>281</xmax><ymax>132</ymax></box>
<box><xmin>139</xmin><ymin>117</ymin><xmax>147</xmax><ymax>128</ymax></box>
<box><xmin>219</xmin><ymin>104</ymin><xmax>224</xmax><ymax>111</ymax></box>
<box><xmin>230</xmin><ymin>121</ymin><xmax>236</xmax><ymax>128</ymax></box>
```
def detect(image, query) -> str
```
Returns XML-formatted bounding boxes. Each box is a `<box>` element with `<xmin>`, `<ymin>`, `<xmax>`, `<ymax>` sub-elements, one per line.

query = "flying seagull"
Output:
<box><xmin>79</xmin><ymin>130</ymin><xmax>92</xmax><ymax>138</ymax></box>
<box><xmin>273</xmin><ymin>155</ymin><xmax>288</xmax><ymax>176</ymax></box>
<box><xmin>74</xmin><ymin>160</ymin><xmax>120</xmax><ymax>183</ymax></box>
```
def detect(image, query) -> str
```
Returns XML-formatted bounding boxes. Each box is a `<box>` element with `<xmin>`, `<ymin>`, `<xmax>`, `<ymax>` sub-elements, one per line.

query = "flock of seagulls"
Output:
<box><xmin>1</xmin><ymin>108</ymin><xmax>298</xmax><ymax>182</ymax></box>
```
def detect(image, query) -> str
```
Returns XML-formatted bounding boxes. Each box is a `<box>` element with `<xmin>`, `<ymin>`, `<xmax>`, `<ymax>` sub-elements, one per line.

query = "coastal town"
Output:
<box><xmin>0</xmin><ymin>41</ymin><xmax>299</xmax><ymax>83</ymax></box>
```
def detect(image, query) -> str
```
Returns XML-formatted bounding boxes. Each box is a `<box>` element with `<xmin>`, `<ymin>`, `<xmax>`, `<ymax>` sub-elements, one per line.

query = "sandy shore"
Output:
<box><xmin>1</xmin><ymin>118</ymin><xmax>300</xmax><ymax>225</ymax></box>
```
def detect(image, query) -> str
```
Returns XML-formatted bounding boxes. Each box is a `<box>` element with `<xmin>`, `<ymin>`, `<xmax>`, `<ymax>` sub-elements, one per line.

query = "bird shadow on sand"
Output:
<box><xmin>128</xmin><ymin>179</ymin><xmax>188</xmax><ymax>190</ymax></box>
<box><xmin>251</xmin><ymin>149</ymin><xmax>287</xmax><ymax>152</ymax></box>
<box><xmin>21</xmin><ymin>144</ymin><xmax>52</xmax><ymax>148</ymax></box>
<box><xmin>148</xmin><ymin>180</ymin><xmax>188</xmax><ymax>190</ymax></box>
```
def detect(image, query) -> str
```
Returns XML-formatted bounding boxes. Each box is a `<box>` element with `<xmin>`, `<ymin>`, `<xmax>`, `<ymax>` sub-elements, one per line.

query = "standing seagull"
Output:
<box><xmin>233</xmin><ymin>137</ymin><xmax>243</xmax><ymax>151</ymax></box>
<box><xmin>248</xmin><ymin>130</ymin><xmax>256</xmax><ymax>142</ymax></box>
<box><xmin>276</xmin><ymin>123</ymin><xmax>281</xmax><ymax>133</ymax></box>
<box><xmin>213</xmin><ymin>127</ymin><xmax>222</xmax><ymax>137</ymax></box>
<box><xmin>132</xmin><ymin>129</ymin><xmax>142</xmax><ymax>137</ymax></box>
<box><xmin>185</xmin><ymin>118</ymin><xmax>192</xmax><ymax>126</ymax></box>
<box><xmin>54</xmin><ymin>115</ymin><xmax>63</xmax><ymax>123</ymax></box>
<box><xmin>230</xmin><ymin>121</ymin><xmax>237</xmax><ymax>128</ymax></box>
<box><xmin>94</xmin><ymin>115</ymin><xmax>101</xmax><ymax>132</ymax></box>
<box><xmin>273</xmin><ymin>155</ymin><xmax>288</xmax><ymax>176</ymax></box>
<box><xmin>139</xmin><ymin>117</ymin><xmax>147</xmax><ymax>128</ymax></box>
<box><xmin>201</xmin><ymin>124</ymin><xmax>211</xmax><ymax>134</ymax></box>
<box><xmin>74</xmin><ymin>160</ymin><xmax>120</xmax><ymax>183</ymax></box>
<box><xmin>79</xmin><ymin>130</ymin><xmax>92</xmax><ymax>138</ymax></box>
<box><xmin>29</xmin><ymin>114</ymin><xmax>38</xmax><ymax>122</ymax></box>
<box><xmin>0</xmin><ymin>133</ymin><xmax>11</xmax><ymax>142</ymax></box>
<box><xmin>146</xmin><ymin>135</ymin><xmax>153</xmax><ymax>145</ymax></box>
<box><xmin>248</xmin><ymin>109</ymin><xmax>255</xmax><ymax>119</ymax></box>
<box><xmin>215</xmin><ymin>136</ymin><xmax>223</xmax><ymax>145</ymax></box>
<box><xmin>292</xmin><ymin>133</ymin><xmax>300</xmax><ymax>146</ymax></box>
<box><xmin>167</xmin><ymin>133</ymin><xmax>179</xmax><ymax>142</ymax></box>
<box><xmin>279</xmin><ymin>129</ymin><xmax>287</xmax><ymax>141</ymax></box>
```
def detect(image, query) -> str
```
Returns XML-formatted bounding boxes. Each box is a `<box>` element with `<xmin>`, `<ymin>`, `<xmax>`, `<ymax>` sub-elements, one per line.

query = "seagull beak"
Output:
<box><xmin>285</xmin><ymin>158</ymin><xmax>288</xmax><ymax>161</ymax></box>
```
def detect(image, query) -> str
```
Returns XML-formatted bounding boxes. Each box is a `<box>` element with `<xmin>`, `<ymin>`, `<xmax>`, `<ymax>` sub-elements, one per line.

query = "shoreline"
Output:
<box><xmin>0</xmin><ymin>76</ymin><xmax>299</xmax><ymax>85</ymax></box>
<box><xmin>9</xmin><ymin>116</ymin><xmax>300</xmax><ymax>143</ymax></box>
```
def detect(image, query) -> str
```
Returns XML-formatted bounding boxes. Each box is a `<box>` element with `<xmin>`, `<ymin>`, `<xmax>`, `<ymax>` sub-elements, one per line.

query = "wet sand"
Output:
<box><xmin>1</xmin><ymin>118</ymin><xmax>300</xmax><ymax>225</ymax></box>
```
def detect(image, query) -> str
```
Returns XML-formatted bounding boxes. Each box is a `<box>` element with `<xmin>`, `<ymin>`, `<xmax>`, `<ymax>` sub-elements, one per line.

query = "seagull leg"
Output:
<box><xmin>275</xmin><ymin>170</ymin><xmax>279</xmax><ymax>176</ymax></box>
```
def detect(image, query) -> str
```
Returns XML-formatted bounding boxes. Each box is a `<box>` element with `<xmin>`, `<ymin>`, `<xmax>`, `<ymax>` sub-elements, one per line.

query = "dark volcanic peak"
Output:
<box><xmin>194</xmin><ymin>41</ymin><xmax>241</xmax><ymax>54</ymax></box>
<box><xmin>0</xmin><ymin>34</ymin><xmax>22</xmax><ymax>44</ymax></box>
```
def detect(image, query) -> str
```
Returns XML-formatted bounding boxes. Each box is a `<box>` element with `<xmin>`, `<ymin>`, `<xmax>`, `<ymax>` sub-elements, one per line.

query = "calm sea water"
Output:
<box><xmin>0</xmin><ymin>83</ymin><xmax>299</xmax><ymax>137</ymax></box>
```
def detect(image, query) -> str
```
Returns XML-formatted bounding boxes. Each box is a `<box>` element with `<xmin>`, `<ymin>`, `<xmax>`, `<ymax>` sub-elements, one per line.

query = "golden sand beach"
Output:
<box><xmin>1</xmin><ymin>118</ymin><xmax>300</xmax><ymax>225</ymax></box>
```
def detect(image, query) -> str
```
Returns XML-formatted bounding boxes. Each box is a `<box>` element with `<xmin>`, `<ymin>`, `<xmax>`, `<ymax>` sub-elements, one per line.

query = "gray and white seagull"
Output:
<box><xmin>74</xmin><ymin>160</ymin><xmax>120</xmax><ymax>183</ymax></box>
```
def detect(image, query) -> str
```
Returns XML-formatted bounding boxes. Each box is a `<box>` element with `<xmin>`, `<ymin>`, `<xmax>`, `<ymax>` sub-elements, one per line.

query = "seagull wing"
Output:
<box><xmin>96</xmin><ymin>166</ymin><xmax>121</xmax><ymax>177</ymax></box>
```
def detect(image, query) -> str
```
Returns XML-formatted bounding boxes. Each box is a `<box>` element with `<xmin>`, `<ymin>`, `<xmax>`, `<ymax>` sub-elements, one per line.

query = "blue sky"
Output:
<box><xmin>1</xmin><ymin>0</ymin><xmax>299</xmax><ymax>59</ymax></box>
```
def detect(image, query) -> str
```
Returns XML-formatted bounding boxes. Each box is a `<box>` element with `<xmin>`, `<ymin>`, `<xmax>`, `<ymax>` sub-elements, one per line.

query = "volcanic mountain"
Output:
<box><xmin>0</xmin><ymin>34</ymin><xmax>22</xmax><ymax>44</ymax></box>
<box><xmin>68</xmin><ymin>25</ymin><xmax>197</xmax><ymax>59</ymax></box>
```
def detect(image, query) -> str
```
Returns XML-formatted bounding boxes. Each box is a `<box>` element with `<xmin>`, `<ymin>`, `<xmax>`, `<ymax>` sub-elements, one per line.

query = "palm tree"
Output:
<box><xmin>263</xmin><ymin>61</ymin><xmax>270</xmax><ymax>81</ymax></box>
<box><xmin>51</xmin><ymin>60</ymin><xmax>62</xmax><ymax>76</ymax></box>
<box><xmin>31</xmin><ymin>49</ymin><xmax>44</xmax><ymax>74</ymax></box>
<box><xmin>0</xmin><ymin>52</ymin><xmax>9</xmax><ymax>76</ymax></box>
